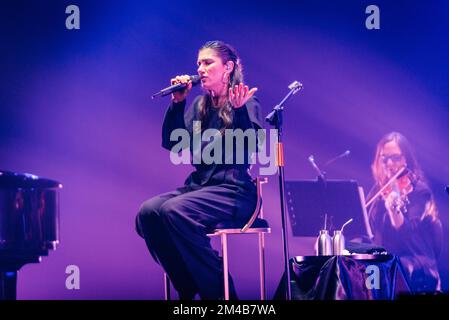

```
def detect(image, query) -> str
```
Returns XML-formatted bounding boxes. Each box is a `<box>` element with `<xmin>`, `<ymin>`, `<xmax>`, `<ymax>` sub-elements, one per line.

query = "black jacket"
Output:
<box><xmin>369</xmin><ymin>181</ymin><xmax>443</xmax><ymax>292</ymax></box>
<box><xmin>161</xmin><ymin>95</ymin><xmax>263</xmax><ymax>188</ymax></box>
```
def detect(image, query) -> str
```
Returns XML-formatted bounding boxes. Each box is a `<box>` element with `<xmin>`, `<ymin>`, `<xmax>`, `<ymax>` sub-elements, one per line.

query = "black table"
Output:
<box><xmin>274</xmin><ymin>254</ymin><xmax>410</xmax><ymax>300</ymax></box>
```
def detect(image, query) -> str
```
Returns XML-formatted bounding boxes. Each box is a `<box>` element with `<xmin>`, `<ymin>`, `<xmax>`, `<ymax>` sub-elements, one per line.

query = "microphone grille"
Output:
<box><xmin>190</xmin><ymin>75</ymin><xmax>200</xmax><ymax>84</ymax></box>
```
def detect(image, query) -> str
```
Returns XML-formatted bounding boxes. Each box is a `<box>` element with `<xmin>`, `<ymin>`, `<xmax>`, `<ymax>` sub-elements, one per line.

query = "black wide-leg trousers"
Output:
<box><xmin>136</xmin><ymin>182</ymin><xmax>257</xmax><ymax>299</ymax></box>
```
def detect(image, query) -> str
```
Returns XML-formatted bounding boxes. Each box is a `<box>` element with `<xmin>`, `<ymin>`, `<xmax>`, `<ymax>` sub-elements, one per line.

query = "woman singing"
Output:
<box><xmin>136</xmin><ymin>41</ymin><xmax>263</xmax><ymax>299</ymax></box>
<box><xmin>368</xmin><ymin>132</ymin><xmax>443</xmax><ymax>293</ymax></box>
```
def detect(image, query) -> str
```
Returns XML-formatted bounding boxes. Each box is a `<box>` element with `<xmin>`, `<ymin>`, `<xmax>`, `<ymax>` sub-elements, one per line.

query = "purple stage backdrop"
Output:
<box><xmin>1</xmin><ymin>0</ymin><xmax>448</xmax><ymax>299</ymax></box>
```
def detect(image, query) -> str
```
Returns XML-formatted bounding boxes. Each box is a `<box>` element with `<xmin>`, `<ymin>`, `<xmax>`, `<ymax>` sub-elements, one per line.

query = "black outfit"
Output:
<box><xmin>136</xmin><ymin>95</ymin><xmax>263</xmax><ymax>299</ymax></box>
<box><xmin>369</xmin><ymin>180</ymin><xmax>443</xmax><ymax>293</ymax></box>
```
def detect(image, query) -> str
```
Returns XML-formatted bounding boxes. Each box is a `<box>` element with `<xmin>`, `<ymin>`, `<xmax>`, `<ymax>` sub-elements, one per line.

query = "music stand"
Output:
<box><xmin>285</xmin><ymin>179</ymin><xmax>373</xmax><ymax>240</ymax></box>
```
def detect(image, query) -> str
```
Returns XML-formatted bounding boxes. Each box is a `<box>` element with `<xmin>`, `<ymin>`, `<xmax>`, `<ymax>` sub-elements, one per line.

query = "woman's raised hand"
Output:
<box><xmin>229</xmin><ymin>83</ymin><xmax>257</xmax><ymax>109</ymax></box>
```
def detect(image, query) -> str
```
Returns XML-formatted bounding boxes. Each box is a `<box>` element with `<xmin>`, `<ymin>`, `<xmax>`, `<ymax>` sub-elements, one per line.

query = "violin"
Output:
<box><xmin>381</xmin><ymin>168</ymin><xmax>416</xmax><ymax>214</ymax></box>
<box><xmin>365</xmin><ymin>166</ymin><xmax>416</xmax><ymax>214</ymax></box>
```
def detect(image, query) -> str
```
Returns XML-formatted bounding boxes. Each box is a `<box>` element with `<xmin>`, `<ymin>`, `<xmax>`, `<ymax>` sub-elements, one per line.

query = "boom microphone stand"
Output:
<box><xmin>265</xmin><ymin>81</ymin><xmax>303</xmax><ymax>300</ymax></box>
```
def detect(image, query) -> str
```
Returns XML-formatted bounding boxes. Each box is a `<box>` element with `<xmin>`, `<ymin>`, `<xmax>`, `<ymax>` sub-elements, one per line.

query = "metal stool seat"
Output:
<box><xmin>212</xmin><ymin>217</ymin><xmax>269</xmax><ymax>231</ymax></box>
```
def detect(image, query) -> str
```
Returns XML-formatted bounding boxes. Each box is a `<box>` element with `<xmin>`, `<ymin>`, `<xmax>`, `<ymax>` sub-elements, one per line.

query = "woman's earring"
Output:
<box><xmin>222</xmin><ymin>72</ymin><xmax>229</xmax><ymax>84</ymax></box>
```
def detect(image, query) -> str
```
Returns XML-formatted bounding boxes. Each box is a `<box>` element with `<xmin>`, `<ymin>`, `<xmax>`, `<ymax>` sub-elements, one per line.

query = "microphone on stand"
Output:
<box><xmin>308</xmin><ymin>155</ymin><xmax>326</xmax><ymax>180</ymax></box>
<box><xmin>152</xmin><ymin>75</ymin><xmax>200</xmax><ymax>99</ymax></box>
<box><xmin>308</xmin><ymin>150</ymin><xmax>351</xmax><ymax>180</ymax></box>
<box><xmin>324</xmin><ymin>150</ymin><xmax>351</xmax><ymax>168</ymax></box>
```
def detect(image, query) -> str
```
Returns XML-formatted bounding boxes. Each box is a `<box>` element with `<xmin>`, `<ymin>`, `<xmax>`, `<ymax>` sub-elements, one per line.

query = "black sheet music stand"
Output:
<box><xmin>285</xmin><ymin>179</ymin><xmax>373</xmax><ymax>240</ymax></box>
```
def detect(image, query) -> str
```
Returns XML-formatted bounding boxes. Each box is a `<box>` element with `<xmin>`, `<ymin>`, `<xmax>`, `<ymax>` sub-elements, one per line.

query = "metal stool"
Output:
<box><xmin>164</xmin><ymin>177</ymin><xmax>271</xmax><ymax>300</ymax></box>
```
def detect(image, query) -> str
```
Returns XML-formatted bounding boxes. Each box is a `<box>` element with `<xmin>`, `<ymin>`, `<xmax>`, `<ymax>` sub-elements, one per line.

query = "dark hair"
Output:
<box><xmin>198</xmin><ymin>40</ymin><xmax>244</xmax><ymax>130</ymax></box>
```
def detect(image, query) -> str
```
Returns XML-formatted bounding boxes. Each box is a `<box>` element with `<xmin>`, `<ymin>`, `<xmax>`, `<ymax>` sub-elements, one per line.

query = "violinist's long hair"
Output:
<box><xmin>371</xmin><ymin>132</ymin><xmax>438</xmax><ymax>220</ymax></box>
<box><xmin>372</xmin><ymin>132</ymin><xmax>423</xmax><ymax>186</ymax></box>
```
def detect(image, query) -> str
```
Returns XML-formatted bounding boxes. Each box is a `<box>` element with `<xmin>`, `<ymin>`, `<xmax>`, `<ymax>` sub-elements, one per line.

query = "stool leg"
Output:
<box><xmin>164</xmin><ymin>272</ymin><xmax>171</xmax><ymax>300</ymax></box>
<box><xmin>258</xmin><ymin>232</ymin><xmax>266</xmax><ymax>300</ymax></box>
<box><xmin>221</xmin><ymin>233</ymin><xmax>229</xmax><ymax>300</ymax></box>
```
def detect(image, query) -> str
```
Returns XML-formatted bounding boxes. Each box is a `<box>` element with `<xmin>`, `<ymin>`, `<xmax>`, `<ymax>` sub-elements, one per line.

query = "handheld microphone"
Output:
<box><xmin>152</xmin><ymin>75</ymin><xmax>200</xmax><ymax>99</ymax></box>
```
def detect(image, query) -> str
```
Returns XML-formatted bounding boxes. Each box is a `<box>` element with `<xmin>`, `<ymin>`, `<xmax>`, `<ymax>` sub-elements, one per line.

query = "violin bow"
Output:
<box><xmin>365</xmin><ymin>166</ymin><xmax>407</xmax><ymax>209</ymax></box>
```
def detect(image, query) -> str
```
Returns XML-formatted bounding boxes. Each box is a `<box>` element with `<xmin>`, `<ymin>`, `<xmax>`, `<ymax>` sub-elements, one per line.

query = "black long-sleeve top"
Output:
<box><xmin>369</xmin><ymin>181</ymin><xmax>443</xmax><ymax>292</ymax></box>
<box><xmin>161</xmin><ymin>95</ymin><xmax>263</xmax><ymax>188</ymax></box>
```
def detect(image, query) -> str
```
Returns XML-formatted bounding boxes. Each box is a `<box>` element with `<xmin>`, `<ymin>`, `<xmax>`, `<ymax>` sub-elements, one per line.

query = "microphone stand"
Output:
<box><xmin>308</xmin><ymin>155</ymin><xmax>330</xmax><ymax>231</ymax></box>
<box><xmin>265</xmin><ymin>81</ymin><xmax>303</xmax><ymax>300</ymax></box>
<box><xmin>307</xmin><ymin>150</ymin><xmax>351</xmax><ymax>244</ymax></box>
<box><xmin>308</xmin><ymin>155</ymin><xmax>327</xmax><ymax>186</ymax></box>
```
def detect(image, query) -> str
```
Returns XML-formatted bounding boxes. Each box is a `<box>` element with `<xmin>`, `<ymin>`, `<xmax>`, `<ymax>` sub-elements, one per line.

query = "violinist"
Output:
<box><xmin>367</xmin><ymin>132</ymin><xmax>443</xmax><ymax>293</ymax></box>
